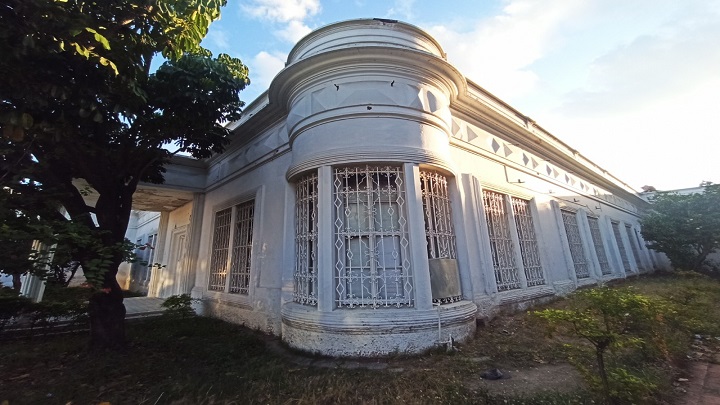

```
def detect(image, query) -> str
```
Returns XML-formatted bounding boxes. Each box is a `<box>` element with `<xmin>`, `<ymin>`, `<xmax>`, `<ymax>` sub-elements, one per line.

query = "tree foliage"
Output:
<box><xmin>641</xmin><ymin>184</ymin><xmax>720</xmax><ymax>271</ymax></box>
<box><xmin>535</xmin><ymin>287</ymin><xmax>670</xmax><ymax>404</ymax></box>
<box><xmin>0</xmin><ymin>0</ymin><xmax>249</xmax><ymax>347</ymax></box>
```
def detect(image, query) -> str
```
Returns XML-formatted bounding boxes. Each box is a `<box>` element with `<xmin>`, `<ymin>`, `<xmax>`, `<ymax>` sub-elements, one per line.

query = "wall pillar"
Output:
<box><xmin>404</xmin><ymin>163</ymin><xmax>433</xmax><ymax>310</ymax></box>
<box><xmin>178</xmin><ymin>193</ymin><xmax>205</xmax><ymax>295</ymax></box>
<box><xmin>147</xmin><ymin>211</ymin><xmax>170</xmax><ymax>297</ymax></box>
<box><xmin>316</xmin><ymin>166</ymin><xmax>334</xmax><ymax>312</ymax></box>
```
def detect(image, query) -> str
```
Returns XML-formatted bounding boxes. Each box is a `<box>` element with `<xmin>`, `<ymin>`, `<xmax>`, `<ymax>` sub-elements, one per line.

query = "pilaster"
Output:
<box><xmin>404</xmin><ymin>163</ymin><xmax>433</xmax><ymax>310</ymax></box>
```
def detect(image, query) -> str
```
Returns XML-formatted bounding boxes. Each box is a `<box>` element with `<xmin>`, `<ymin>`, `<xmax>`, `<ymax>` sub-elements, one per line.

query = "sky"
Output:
<box><xmin>200</xmin><ymin>0</ymin><xmax>720</xmax><ymax>192</ymax></box>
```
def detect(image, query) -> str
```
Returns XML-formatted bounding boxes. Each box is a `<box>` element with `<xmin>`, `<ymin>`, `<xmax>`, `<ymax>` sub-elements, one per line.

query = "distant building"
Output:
<box><xmin>120</xmin><ymin>19</ymin><xmax>665</xmax><ymax>357</ymax></box>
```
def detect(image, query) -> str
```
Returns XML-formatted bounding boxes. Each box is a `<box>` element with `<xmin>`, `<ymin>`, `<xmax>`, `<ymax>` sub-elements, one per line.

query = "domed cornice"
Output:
<box><xmin>268</xmin><ymin>20</ymin><xmax>467</xmax><ymax>112</ymax></box>
<box><xmin>287</xmin><ymin>19</ymin><xmax>446</xmax><ymax>64</ymax></box>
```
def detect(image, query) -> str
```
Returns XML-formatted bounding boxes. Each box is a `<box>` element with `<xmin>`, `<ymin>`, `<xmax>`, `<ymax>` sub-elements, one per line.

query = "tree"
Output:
<box><xmin>641</xmin><ymin>184</ymin><xmax>720</xmax><ymax>271</ymax></box>
<box><xmin>0</xmin><ymin>0</ymin><xmax>249</xmax><ymax>348</ymax></box>
<box><xmin>535</xmin><ymin>287</ymin><xmax>667</xmax><ymax>404</ymax></box>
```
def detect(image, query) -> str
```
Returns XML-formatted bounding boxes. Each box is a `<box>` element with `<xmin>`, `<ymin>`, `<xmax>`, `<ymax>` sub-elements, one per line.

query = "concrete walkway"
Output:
<box><xmin>682</xmin><ymin>360</ymin><xmax>720</xmax><ymax>405</ymax></box>
<box><xmin>124</xmin><ymin>297</ymin><xmax>165</xmax><ymax>319</ymax></box>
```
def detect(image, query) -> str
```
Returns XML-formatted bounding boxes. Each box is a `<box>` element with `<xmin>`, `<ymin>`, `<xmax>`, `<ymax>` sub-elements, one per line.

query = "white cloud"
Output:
<box><xmin>249</xmin><ymin>50</ymin><xmax>287</xmax><ymax>93</ymax></box>
<box><xmin>530</xmin><ymin>1</ymin><xmax>720</xmax><ymax>190</ymax></box>
<box><xmin>559</xmin><ymin>10</ymin><xmax>720</xmax><ymax>115</ymax></box>
<box><xmin>204</xmin><ymin>29</ymin><xmax>230</xmax><ymax>50</ymax></box>
<box><xmin>242</xmin><ymin>0</ymin><xmax>320</xmax><ymax>43</ymax></box>
<box><xmin>387</xmin><ymin>0</ymin><xmax>416</xmax><ymax>20</ymax></box>
<box><xmin>242</xmin><ymin>0</ymin><xmax>320</xmax><ymax>22</ymax></box>
<box><xmin>542</xmin><ymin>78</ymin><xmax>720</xmax><ymax>190</ymax></box>
<box><xmin>428</xmin><ymin>0</ymin><xmax>588</xmax><ymax>101</ymax></box>
<box><xmin>276</xmin><ymin>20</ymin><xmax>313</xmax><ymax>43</ymax></box>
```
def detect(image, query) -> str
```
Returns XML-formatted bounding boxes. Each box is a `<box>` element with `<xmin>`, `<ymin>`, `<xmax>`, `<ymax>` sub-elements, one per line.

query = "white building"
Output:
<box><xmin>128</xmin><ymin>19</ymin><xmax>666</xmax><ymax>357</ymax></box>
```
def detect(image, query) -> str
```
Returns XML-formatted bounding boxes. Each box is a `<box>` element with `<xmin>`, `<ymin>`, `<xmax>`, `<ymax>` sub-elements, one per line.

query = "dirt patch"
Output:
<box><xmin>464</xmin><ymin>363</ymin><xmax>586</xmax><ymax>397</ymax></box>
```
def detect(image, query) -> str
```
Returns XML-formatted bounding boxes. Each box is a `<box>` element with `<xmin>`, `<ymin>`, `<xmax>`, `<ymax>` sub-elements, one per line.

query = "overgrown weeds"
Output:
<box><xmin>532</xmin><ymin>272</ymin><xmax>720</xmax><ymax>404</ymax></box>
<box><xmin>0</xmin><ymin>273</ymin><xmax>718</xmax><ymax>404</ymax></box>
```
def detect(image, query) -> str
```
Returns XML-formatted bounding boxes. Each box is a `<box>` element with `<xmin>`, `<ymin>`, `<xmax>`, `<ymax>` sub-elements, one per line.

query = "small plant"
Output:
<box><xmin>534</xmin><ymin>286</ymin><xmax>669</xmax><ymax>404</ymax></box>
<box><xmin>161</xmin><ymin>294</ymin><xmax>198</xmax><ymax>318</ymax></box>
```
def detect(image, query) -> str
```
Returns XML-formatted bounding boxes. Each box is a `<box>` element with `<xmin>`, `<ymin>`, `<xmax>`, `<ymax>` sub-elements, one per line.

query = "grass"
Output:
<box><xmin>0</xmin><ymin>272</ymin><xmax>718</xmax><ymax>404</ymax></box>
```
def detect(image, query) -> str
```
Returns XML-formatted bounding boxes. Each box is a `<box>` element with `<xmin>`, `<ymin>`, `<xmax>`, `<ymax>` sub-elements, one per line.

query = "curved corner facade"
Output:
<box><xmin>131</xmin><ymin>19</ymin><xmax>667</xmax><ymax>357</ymax></box>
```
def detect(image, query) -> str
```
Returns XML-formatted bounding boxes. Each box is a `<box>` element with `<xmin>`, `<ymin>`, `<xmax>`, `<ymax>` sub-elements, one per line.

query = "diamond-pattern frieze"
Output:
<box><xmin>310</xmin><ymin>88</ymin><xmax>329</xmax><ymax>113</ymax></box>
<box><xmin>451</xmin><ymin>119</ymin><xmax>461</xmax><ymax>137</ymax></box>
<box><xmin>491</xmin><ymin>138</ymin><xmax>501</xmax><ymax>153</ymax></box>
<box><xmin>503</xmin><ymin>144</ymin><xmax>513</xmax><ymax>157</ymax></box>
<box><xmin>337</xmin><ymin>88</ymin><xmax>396</xmax><ymax>108</ymax></box>
<box><xmin>466</xmin><ymin>126</ymin><xmax>478</xmax><ymax>142</ymax></box>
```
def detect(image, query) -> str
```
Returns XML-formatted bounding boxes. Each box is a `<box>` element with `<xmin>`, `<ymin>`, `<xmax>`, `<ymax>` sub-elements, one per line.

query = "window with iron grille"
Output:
<box><xmin>419</xmin><ymin>171</ymin><xmax>456</xmax><ymax>260</ymax></box>
<box><xmin>561</xmin><ymin>210</ymin><xmax>590</xmax><ymax>279</ymax></box>
<box><xmin>482</xmin><ymin>190</ymin><xmax>521</xmax><ymax>291</ymax></box>
<box><xmin>625</xmin><ymin>225</ymin><xmax>642</xmax><ymax>270</ymax></box>
<box><xmin>207</xmin><ymin>200</ymin><xmax>255</xmax><ymax>294</ymax></box>
<box><xmin>611</xmin><ymin>221</ymin><xmax>631</xmax><ymax>272</ymax></box>
<box><xmin>511</xmin><ymin>198</ymin><xmax>545</xmax><ymax>286</ymax></box>
<box><xmin>587</xmin><ymin>216</ymin><xmax>612</xmax><ymax>275</ymax></box>
<box><xmin>333</xmin><ymin>166</ymin><xmax>413</xmax><ymax>308</ymax></box>
<box><xmin>420</xmin><ymin>170</ymin><xmax>462</xmax><ymax>304</ymax></box>
<box><xmin>294</xmin><ymin>173</ymin><xmax>319</xmax><ymax>306</ymax></box>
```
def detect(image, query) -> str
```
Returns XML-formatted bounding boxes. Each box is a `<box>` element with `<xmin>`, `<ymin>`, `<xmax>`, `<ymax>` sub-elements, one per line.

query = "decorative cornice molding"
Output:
<box><xmin>287</xmin><ymin>19</ymin><xmax>446</xmax><ymax>64</ymax></box>
<box><xmin>288</xmin><ymin>107</ymin><xmax>451</xmax><ymax>148</ymax></box>
<box><xmin>286</xmin><ymin>146</ymin><xmax>456</xmax><ymax>180</ymax></box>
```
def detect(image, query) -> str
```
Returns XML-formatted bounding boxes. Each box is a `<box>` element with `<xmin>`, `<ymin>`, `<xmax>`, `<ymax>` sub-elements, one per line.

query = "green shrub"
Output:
<box><xmin>534</xmin><ymin>286</ymin><xmax>671</xmax><ymax>404</ymax></box>
<box><xmin>161</xmin><ymin>294</ymin><xmax>197</xmax><ymax>318</ymax></box>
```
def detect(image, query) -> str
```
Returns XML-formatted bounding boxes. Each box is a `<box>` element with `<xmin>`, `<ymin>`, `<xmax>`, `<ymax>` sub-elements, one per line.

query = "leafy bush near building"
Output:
<box><xmin>535</xmin><ymin>287</ymin><xmax>671</xmax><ymax>403</ymax></box>
<box><xmin>534</xmin><ymin>274</ymin><xmax>720</xmax><ymax>404</ymax></box>
<box><xmin>161</xmin><ymin>294</ymin><xmax>197</xmax><ymax>318</ymax></box>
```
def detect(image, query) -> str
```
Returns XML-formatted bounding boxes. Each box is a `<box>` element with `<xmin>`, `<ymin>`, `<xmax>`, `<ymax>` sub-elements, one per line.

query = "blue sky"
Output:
<box><xmin>201</xmin><ymin>0</ymin><xmax>720</xmax><ymax>191</ymax></box>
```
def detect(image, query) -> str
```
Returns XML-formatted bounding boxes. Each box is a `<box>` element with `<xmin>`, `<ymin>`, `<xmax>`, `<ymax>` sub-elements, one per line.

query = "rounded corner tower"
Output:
<box><xmin>271</xmin><ymin>19</ymin><xmax>477</xmax><ymax>357</ymax></box>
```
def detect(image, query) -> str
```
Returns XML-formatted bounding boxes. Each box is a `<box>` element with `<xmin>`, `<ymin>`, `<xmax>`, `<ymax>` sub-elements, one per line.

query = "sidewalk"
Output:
<box><xmin>124</xmin><ymin>297</ymin><xmax>165</xmax><ymax>319</ymax></box>
<box><xmin>682</xmin><ymin>360</ymin><xmax>720</xmax><ymax>405</ymax></box>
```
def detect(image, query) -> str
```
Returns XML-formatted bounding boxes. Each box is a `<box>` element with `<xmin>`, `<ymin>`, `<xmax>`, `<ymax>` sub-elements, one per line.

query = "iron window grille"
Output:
<box><xmin>587</xmin><ymin>216</ymin><xmax>612</xmax><ymax>275</ymax></box>
<box><xmin>561</xmin><ymin>210</ymin><xmax>590</xmax><ymax>279</ymax></box>
<box><xmin>511</xmin><ymin>198</ymin><xmax>545</xmax><ymax>286</ymax></box>
<box><xmin>625</xmin><ymin>225</ymin><xmax>643</xmax><ymax>270</ymax></box>
<box><xmin>207</xmin><ymin>200</ymin><xmax>255</xmax><ymax>294</ymax></box>
<box><xmin>420</xmin><ymin>170</ymin><xmax>461</xmax><ymax>303</ymax></box>
<box><xmin>611</xmin><ymin>221</ymin><xmax>631</xmax><ymax>272</ymax></box>
<box><xmin>482</xmin><ymin>190</ymin><xmax>521</xmax><ymax>291</ymax></box>
<box><xmin>294</xmin><ymin>172</ymin><xmax>319</xmax><ymax>306</ymax></box>
<box><xmin>420</xmin><ymin>171</ymin><xmax>457</xmax><ymax>260</ymax></box>
<box><xmin>333</xmin><ymin>166</ymin><xmax>413</xmax><ymax>308</ymax></box>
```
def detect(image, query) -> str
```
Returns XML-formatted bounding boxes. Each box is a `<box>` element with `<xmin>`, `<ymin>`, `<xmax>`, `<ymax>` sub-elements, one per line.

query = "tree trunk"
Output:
<box><xmin>596</xmin><ymin>346</ymin><xmax>613</xmax><ymax>404</ymax></box>
<box><xmin>89</xmin><ymin>265</ymin><xmax>126</xmax><ymax>350</ymax></box>
<box><xmin>12</xmin><ymin>273</ymin><xmax>22</xmax><ymax>293</ymax></box>
<box><xmin>87</xmin><ymin>186</ymin><xmax>135</xmax><ymax>350</ymax></box>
